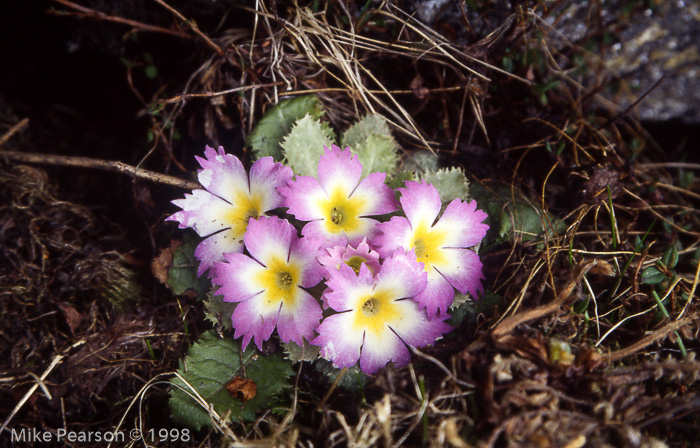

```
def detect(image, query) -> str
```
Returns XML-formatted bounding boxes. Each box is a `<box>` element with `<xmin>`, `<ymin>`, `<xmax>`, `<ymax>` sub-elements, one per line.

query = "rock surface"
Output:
<box><xmin>546</xmin><ymin>0</ymin><xmax>700</xmax><ymax>124</ymax></box>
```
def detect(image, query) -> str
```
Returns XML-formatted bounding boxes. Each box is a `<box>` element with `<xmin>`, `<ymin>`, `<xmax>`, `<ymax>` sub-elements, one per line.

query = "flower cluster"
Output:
<box><xmin>169</xmin><ymin>144</ymin><xmax>488</xmax><ymax>374</ymax></box>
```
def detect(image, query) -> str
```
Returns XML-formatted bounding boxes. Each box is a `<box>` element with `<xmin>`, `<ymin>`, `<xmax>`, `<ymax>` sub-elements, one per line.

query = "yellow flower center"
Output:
<box><xmin>255</xmin><ymin>258</ymin><xmax>301</xmax><ymax>312</ymax></box>
<box><xmin>224</xmin><ymin>192</ymin><xmax>264</xmax><ymax>236</ymax></box>
<box><xmin>345</xmin><ymin>256</ymin><xmax>366</xmax><ymax>274</ymax></box>
<box><xmin>352</xmin><ymin>290</ymin><xmax>400</xmax><ymax>337</ymax></box>
<box><xmin>411</xmin><ymin>224</ymin><xmax>448</xmax><ymax>269</ymax></box>
<box><xmin>330</xmin><ymin>207</ymin><xmax>344</xmax><ymax>225</ymax></box>
<box><xmin>321</xmin><ymin>187</ymin><xmax>365</xmax><ymax>235</ymax></box>
<box><xmin>361</xmin><ymin>297</ymin><xmax>381</xmax><ymax>316</ymax></box>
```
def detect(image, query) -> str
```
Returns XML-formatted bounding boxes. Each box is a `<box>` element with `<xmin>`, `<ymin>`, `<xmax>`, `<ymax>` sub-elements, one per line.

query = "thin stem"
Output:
<box><xmin>1</xmin><ymin>150</ymin><xmax>199</xmax><ymax>189</ymax></box>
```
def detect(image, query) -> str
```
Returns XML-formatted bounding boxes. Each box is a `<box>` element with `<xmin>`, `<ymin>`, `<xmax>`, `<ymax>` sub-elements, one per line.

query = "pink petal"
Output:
<box><xmin>434</xmin><ymin>248</ymin><xmax>484</xmax><ymax>299</ymax></box>
<box><xmin>312</xmin><ymin>313</ymin><xmax>364</xmax><ymax>369</ymax></box>
<box><xmin>249</xmin><ymin>156</ymin><xmax>294</xmax><ymax>211</ymax></box>
<box><xmin>360</xmin><ymin>329</ymin><xmax>409</xmax><ymax>374</ymax></box>
<box><xmin>276</xmin><ymin>289</ymin><xmax>323</xmax><ymax>346</ymax></box>
<box><xmin>279</xmin><ymin>175</ymin><xmax>327</xmax><ymax>221</ymax></box>
<box><xmin>413</xmin><ymin>269</ymin><xmax>456</xmax><ymax>318</ymax></box>
<box><xmin>290</xmin><ymin>235</ymin><xmax>325</xmax><ymax>288</ymax></box>
<box><xmin>373</xmin><ymin>216</ymin><xmax>413</xmax><ymax>258</ymax></box>
<box><xmin>317</xmin><ymin>145</ymin><xmax>363</xmax><ymax>198</ymax></box>
<box><xmin>195</xmin><ymin>146</ymin><xmax>249</xmax><ymax>204</ymax></box>
<box><xmin>168</xmin><ymin>189</ymin><xmax>239</xmax><ymax>238</ymax></box>
<box><xmin>324</xmin><ymin>263</ymin><xmax>374</xmax><ymax>312</ymax></box>
<box><xmin>432</xmin><ymin>198</ymin><xmax>489</xmax><ymax>248</ymax></box>
<box><xmin>399</xmin><ymin>181</ymin><xmax>442</xmax><ymax>229</ymax></box>
<box><xmin>212</xmin><ymin>253</ymin><xmax>265</xmax><ymax>302</ymax></box>
<box><xmin>375</xmin><ymin>249</ymin><xmax>427</xmax><ymax>300</ymax></box>
<box><xmin>194</xmin><ymin>230</ymin><xmax>245</xmax><ymax>276</ymax></box>
<box><xmin>231</xmin><ymin>298</ymin><xmax>280</xmax><ymax>351</ymax></box>
<box><xmin>391</xmin><ymin>306</ymin><xmax>452</xmax><ymax>348</ymax></box>
<box><xmin>243</xmin><ymin>216</ymin><xmax>292</xmax><ymax>266</ymax></box>
<box><xmin>351</xmin><ymin>171</ymin><xmax>399</xmax><ymax>216</ymax></box>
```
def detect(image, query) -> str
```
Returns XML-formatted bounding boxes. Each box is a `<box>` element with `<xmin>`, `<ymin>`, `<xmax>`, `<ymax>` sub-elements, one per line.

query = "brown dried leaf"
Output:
<box><xmin>226</xmin><ymin>377</ymin><xmax>257</xmax><ymax>403</ymax></box>
<box><xmin>151</xmin><ymin>239</ymin><xmax>183</xmax><ymax>285</ymax></box>
<box><xmin>57</xmin><ymin>302</ymin><xmax>83</xmax><ymax>335</ymax></box>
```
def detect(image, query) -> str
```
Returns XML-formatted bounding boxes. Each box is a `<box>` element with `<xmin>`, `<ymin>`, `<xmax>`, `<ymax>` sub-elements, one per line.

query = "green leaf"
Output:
<box><xmin>314</xmin><ymin>359</ymin><xmax>366</xmax><ymax>392</ymax></box>
<box><xmin>281</xmin><ymin>114</ymin><xmax>335</xmax><ymax>177</ymax></box>
<box><xmin>661</xmin><ymin>246</ymin><xmax>679</xmax><ymax>270</ymax></box>
<box><xmin>169</xmin><ymin>331</ymin><xmax>294</xmax><ymax>430</ymax></box>
<box><xmin>341</xmin><ymin>114</ymin><xmax>399</xmax><ymax>177</ymax></box>
<box><xmin>351</xmin><ymin>134</ymin><xmax>399</xmax><ymax>178</ymax></box>
<box><xmin>282</xmin><ymin>340</ymin><xmax>320</xmax><ymax>363</ymax></box>
<box><xmin>145</xmin><ymin>65</ymin><xmax>158</xmax><ymax>79</ymax></box>
<box><xmin>203</xmin><ymin>291</ymin><xmax>235</xmax><ymax>330</ymax></box>
<box><xmin>401</xmin><ymin>150</ymin><xmax>439</xmax><ymax>173</ymax></box>
<box><xmin>419</xmin><ymin>167</ymin><xmax>470</xmax><ymax>204</ymax></box>
<box><xmin>641</xmin><ymin>266</ymin><xmax>665</xmax><ymax>285</ymax></box>
<box><xmin>247</xmin><ymin>95</ymin><xmax>325</xmax><ymax>161</ymax></box>
<box><xmin>167</xmin><ymin>234</ymin><xmax>211</xmax><ymax>298</ymax></box>
<box><xmin>387</xmin><ymin>170</ymin><xmax>416</xmax><ymax>189</ymax></box>
<box><xmin>470</xmin><ymin>183</ymin><xmax>566</xmax><ymax>247</ymax></box>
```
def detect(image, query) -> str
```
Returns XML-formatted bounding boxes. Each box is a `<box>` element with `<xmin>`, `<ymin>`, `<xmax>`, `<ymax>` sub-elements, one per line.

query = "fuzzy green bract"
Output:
<box><xmin>169</xmin><ymin>330</ymin><xmax>293</xmax><ymax>430</ymax></box>
<box><xmin>420</xmin><ymin>167</ymin><xmax>470</xmax><ymax>205</ymax></box>
<box><xmin>247</xmin><ymin>95</ymin><xmax>324</xmax><ymax>160</ymax></box>
<box><xmin>203</xmin><ymin>291</ymin><xmax>235</xmax><ymax>330</ymax></box>
<box><xmin>281</xmin><ymin>114</ymin><xmax>335</xmax><ymax>177</ymax></box>
<box><xmin>341</xmin><ymin>114</ymin><xmax>399</xmax><ymax>177</ymax></box>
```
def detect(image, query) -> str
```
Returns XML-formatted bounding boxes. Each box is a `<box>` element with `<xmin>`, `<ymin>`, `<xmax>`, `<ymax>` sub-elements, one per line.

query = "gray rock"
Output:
<box><xmin>547</xmin><ymin>0</ymin><xmax>700</xmax><ymax>124</ymax></box>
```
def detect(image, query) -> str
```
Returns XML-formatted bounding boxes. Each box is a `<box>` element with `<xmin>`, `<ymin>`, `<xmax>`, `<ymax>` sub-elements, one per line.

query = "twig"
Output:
<box><xmin>156</xmin><ymin>81</ymin><xmax>286</xmax><ymax>104</ymax></box>
<box><xmin>0</xmin><ymin>118</ymin><xmax>29</xmax><ymax>147</ymax></box>
<box><xmin>1</xmin><ymin>150</ymin><xmax>199</xmax><ymax>190</ymax></box>
<box><xmin>606</xmin><ymin>316</ymin><xmax>693</xmax><ymax>362</ymax></box>
<box><xmin>491</xmin><ymin>260</ymin><xmax>600</xmax><ymax>338</ymax></box>
<box><xmin>151</xmin><ymin>0</ymin><xmax>225</xmax><ymax>56</ymax></box>
<box><xmin>637</xmin><ymin>162</ymin><xmax>700</xmax><ymax>170</ymax></box>
<box><xmin>50</xmin><ymin>0</ymin><xmax>190</xmax><ymax>39</ymax></box>
<box><xmin>0</xmin><ymin>340</ymin><xmax>85</xmax><ymax>436</ymax></box>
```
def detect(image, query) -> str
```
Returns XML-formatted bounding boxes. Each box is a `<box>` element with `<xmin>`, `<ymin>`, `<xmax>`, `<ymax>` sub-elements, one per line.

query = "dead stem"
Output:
<box><xmin>607</xmin><ymin>316</ymin><xmax>694</xmax><ymax>362</ymax></box>
<box><xmin>151</xmin><ymin>0</ymin><xmax>224</xmax><ymax>56</ymax></box>
<box><xmin>0</xmin><ymin>150</ymin><xmax>199</xmax><ymax>190</ymax></box>
<box><xmin>50</xmin><ymin>0</ymin><xmax>191</xmax><ymax>39</ymax></box>
<box><xmin>0</xmin><ymin>118</ymin><xmax>29</xmax><ymax>147</ymax></box>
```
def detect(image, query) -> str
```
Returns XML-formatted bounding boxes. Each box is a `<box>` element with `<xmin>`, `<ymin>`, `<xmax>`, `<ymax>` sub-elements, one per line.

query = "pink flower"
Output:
<box><xmin>213</xmin><ymin>216</ymin><xmax>324</xmax><ymax>351</ymax></box>
<box><xmin>318</xmin><ymin>238</ymin><xmax>381</xmax><ymax>279</ymax></box>
<box><xmin>312</xmin><ymin>249</ymin><xmax>451</xmax><ymax>374</ymax></box>
<box><xmin>279</xmin><ymin>145</ymin><xmax>398</xmax><ymax>250</ymax></box>
<box><xmin>374</xmin><ymin>181</ymin><xmax>488</xmax><ymax>317</ymax></box>
<box><xmin>167</xmin><ymin>146</ymin><xmax>292</xmax><ymax>276</ymax></box>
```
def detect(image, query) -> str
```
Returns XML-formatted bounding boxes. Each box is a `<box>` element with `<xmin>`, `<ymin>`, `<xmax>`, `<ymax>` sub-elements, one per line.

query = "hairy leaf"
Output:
<box><xmin>282</xmin><ymin>340</ymin><xmax>321</xmax><ymax>363</ymax></box>
<box><xmin>203</xmin><ymin>291</ymin><xmax>235</xmax><ymax>330</ymax></box>
<box><xmin>247</xmin><ymin>95</ymin><xmax>324</xmax><ymax>161</ymax></box>
<box><xmin>169</xmin><ymin>331</ymin><xmax>293</xmax><ymax>430</ymax></box>
<box><xmin>281</xmin><ymin>114</ymin><xmax>335</xmax><ymax>177</ymax></box>
<box><xmin>342</xmin><ymin>114</ymin><xmax>399</xmax><ymax>177</ymax></box>
<box><xmin>387</xmin><ymin>170</ymin><xmax>417</xmax><ymax>189</ymax></box>
<box><xmin>420</xmin><ymin>167</ymin><xmax>470</xmax><ymax>204</ymax></box>
<box><xmin>402</xmin><ymin>150</ymin><xmax>439</xmax><ymax>173</ymax></box>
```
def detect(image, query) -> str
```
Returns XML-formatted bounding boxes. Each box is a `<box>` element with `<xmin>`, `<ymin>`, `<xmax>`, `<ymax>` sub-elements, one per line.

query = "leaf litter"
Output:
<box><xmin>1</xmin><ymin>1</ymin><xmax>698</xmax><ymax>446</ymax></box>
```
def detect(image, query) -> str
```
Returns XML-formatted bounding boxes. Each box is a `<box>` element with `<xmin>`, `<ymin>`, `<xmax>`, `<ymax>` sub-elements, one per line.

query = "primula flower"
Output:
<box><xmin>213</xmin><ymin>216</ymin><xmax>324</xmax><ymax>351</ymax></box>
<box><xmin>279</xmin><ymin>145</ymin><xmax>398</xmax><ymax>249</ymax></box>
<box><xmin>374</xmin><ymin>181</ymin><xmax>488</xmax><ymax>317</ymax></box>
<box><xmin>318</xmin><ymin>238</ymin><xmax>381</xmax><ymax>279</ymax></box>
<box><xmin>312</xmin><ymin>249</ymin><xmax>451</xmax><ymax>374</ymax></box>
<box><xmin>167</xmin><ymin>146</ymin><xmax>292</xmax><ymax>276</ymax></box>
